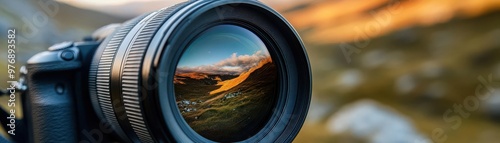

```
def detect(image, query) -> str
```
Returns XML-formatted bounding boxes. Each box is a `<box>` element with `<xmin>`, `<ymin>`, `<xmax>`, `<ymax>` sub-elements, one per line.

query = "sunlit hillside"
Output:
<box><xmin>210</xmin><ymin>57</ymin><xmax>272</xmax><ymax>95</ymax></box>
<box><xmin>174</xmin><ymin>56</ymin><xmax>277</xmax><ymax>142</ymax></box>
<box><xmin>283</xmin><ymin>0</ymin><xmax>500</xmax><ymax>44</ymax></box>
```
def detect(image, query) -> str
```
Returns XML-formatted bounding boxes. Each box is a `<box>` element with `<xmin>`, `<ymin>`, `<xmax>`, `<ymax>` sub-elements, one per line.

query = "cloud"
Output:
<box><xmin>177</xmin><ymin>51</ymin><xmax>270</xmax><ymax>75</ymax></box>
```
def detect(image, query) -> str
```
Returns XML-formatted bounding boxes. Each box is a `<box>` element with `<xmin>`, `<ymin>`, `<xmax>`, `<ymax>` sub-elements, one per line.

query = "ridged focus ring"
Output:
<box><xmin>88</xmin><ymin>14</ymin><xmax>149</xmax><ymax>142</ymax></box>
<box><xmin>89</xmin><ymin>2</ymin><xmax>189</xmax><ymax>142</ymax></box>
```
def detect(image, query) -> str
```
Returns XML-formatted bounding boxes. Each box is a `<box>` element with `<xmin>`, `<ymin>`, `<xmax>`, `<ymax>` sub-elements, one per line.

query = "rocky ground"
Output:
<box><xmin>293</xmin><ymin>9</ymin><xmax>500</xmax><ymax>143</ymax></box>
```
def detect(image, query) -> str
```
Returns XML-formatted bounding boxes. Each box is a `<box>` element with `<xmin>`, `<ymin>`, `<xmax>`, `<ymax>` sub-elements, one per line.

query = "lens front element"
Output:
<box><xmin>174</xmin><ymin>25</ymin><xmax>278</xmax><ymax>142</ymax></box>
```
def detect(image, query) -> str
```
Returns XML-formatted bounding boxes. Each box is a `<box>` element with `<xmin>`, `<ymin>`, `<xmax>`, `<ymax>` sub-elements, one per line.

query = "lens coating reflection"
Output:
<box><xmin>174</xmin><ymin>25</ymin><xmax>277</xmax><ymax>142</ymax></box>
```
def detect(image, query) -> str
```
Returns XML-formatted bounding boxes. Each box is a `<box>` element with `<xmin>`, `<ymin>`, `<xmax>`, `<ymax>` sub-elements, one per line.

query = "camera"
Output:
<box><xmin>8</xmin><ymin>0</ymin><xmax>311</xmax><ymax>142</ymax></box>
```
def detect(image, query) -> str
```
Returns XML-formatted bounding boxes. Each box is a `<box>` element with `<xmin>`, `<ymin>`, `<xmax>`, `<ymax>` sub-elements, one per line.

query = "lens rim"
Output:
<box><xmin>141</xmin><ymin>0</ymin><xmax>312</xmax><ymax>142</ymax></box>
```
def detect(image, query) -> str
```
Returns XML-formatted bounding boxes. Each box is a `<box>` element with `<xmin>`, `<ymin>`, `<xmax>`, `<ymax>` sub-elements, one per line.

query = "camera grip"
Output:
<box><xmin>25</xmin><ymin>61</ymin><xmax>81</xmax><ymax>143</ymax></box>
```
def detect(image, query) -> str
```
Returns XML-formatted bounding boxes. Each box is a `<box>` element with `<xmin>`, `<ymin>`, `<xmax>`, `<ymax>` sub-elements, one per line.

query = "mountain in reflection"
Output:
<box><xmin>174</xmin><ymin>57</ymin><xmax>277</xmax><ymax>141</ymax></box>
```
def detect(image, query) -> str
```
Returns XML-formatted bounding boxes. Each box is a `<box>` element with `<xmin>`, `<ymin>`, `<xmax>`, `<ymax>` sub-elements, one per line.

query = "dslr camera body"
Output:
<box><xmin>25</xmin><ymin>40</ymin><xmax>108</xmax><ymax>142</ymax></box>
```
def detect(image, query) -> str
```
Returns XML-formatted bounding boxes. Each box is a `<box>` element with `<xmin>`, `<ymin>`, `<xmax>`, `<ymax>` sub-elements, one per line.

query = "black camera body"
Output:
<box><xmin>18</xmin><ymin>0</ymin><xmax>312</xmax><ymax>143</ymax></box>
<box><xmin>24</xmin><ymin>40</ymin><xmax>114</xmax><ymax>142</ymax></box>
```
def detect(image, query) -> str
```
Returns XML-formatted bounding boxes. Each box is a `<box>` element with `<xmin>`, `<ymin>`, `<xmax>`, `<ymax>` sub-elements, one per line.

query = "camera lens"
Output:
<box><xmin>174</xmin><ymin>25</ymin><xmax>277</xmax><ymax>142</ymax></box>
<box><xmin>88</xmin><ymin>1</ymin><xmax>311</xmax><ymax>142</ymax></box>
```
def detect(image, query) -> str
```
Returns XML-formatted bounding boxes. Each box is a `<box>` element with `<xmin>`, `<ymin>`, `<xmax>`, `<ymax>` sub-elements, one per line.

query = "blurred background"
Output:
<box><xmin>2</xmin><ymin>0</ymin><xmax>500</xmax><ymax>142</ymax></box>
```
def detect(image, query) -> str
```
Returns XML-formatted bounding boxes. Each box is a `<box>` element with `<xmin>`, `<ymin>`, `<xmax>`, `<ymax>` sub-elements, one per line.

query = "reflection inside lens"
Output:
<box><xmin>174</xmin><ymin>25</ymin><xmax>277</xmax><ymax>142</ymax></box>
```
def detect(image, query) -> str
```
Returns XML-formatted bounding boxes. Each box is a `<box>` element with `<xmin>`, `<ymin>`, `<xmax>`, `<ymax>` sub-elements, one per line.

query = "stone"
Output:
<box><xmin>326</xmin><ymin>99</ymin><xmax>430</xmax><ymax>143</ymax></box>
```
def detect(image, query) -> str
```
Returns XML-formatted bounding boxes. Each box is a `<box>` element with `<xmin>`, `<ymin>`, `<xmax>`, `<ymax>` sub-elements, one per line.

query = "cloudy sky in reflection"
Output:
<box><xmin>176</xmin><ymin>25</ymin><xmax>270</xmax><ymax>75</ymax></box>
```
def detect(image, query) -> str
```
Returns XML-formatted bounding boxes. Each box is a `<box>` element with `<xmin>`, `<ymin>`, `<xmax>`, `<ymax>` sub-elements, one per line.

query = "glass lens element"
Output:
<box><xmin>174</xmin><ymin>25</ymin><xmax>277</xmax><ymax>142</ymax></box>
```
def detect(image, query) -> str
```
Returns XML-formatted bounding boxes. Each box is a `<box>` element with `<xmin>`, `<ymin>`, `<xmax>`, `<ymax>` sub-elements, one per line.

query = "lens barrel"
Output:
<box><xmin>88</xmin><ymin>0</ymin><xmax>311</xmax><ymax>142</ymax></box>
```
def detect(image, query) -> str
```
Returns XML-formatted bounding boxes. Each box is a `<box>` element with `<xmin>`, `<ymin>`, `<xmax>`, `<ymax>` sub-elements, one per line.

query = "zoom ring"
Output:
<box><xmin>119</xmin><ymin>2</ymin><xmax>189</xmax><ymax>143</ymax></box>
<box><xmin>91</xmin><ymin>14</ymin><xmax>150</xmax><ymax>142</ymax></box>
<box><xmin>91</xmin><ymin>2</ymin><xmax>190</xmax><ymax>142</ymax></box>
